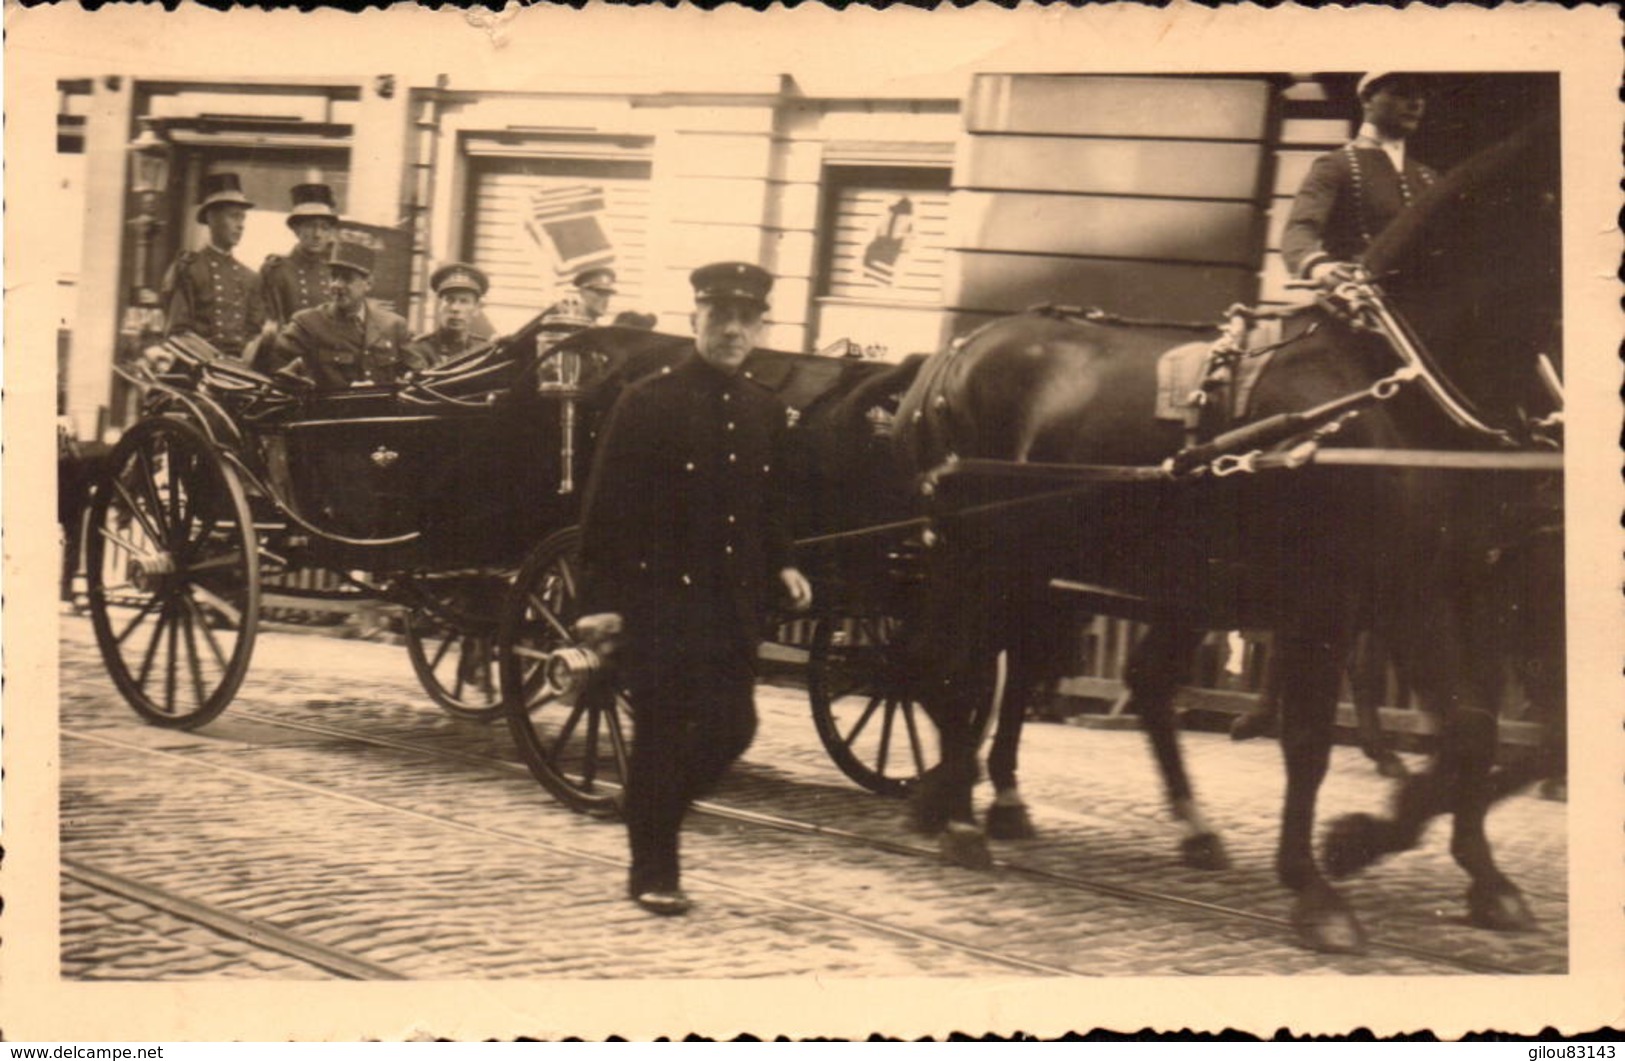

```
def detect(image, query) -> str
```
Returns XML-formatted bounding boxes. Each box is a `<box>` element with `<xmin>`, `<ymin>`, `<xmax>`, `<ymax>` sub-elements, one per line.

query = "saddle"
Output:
<box><xmin>1155</xmin><ymin>305</ymin><xmax>1308</xmax><ymax>445</ymax></box>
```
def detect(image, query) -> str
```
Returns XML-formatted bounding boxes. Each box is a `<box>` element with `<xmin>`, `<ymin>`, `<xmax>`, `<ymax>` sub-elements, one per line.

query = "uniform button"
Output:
<box><xmin>685</xmin><ymin>461</ymin><xmax>695</xmax><ymax>472</ymax></box>
<box><xmin>726</xmin><ymin>422</ymin><xmax>735</xmax><ymax>431</ymax></box>
<box><xmin>722</xmin><ymin>393</ymin><xmax>731</xmax><ymax>402</ymax></box>
<box><xmin>681</xmin><ymin>574</ymin><xmax>692</xmax><ymax>586</ymax></box>
<box><xmin>725</xmin><ymin>545</ymin><xmax>734</xmax><ymax>555</ymax></box>
<box><xmin>763</xmin><ymin>463</ymin><xmax>771</xmax><ymax>473</ymax></box>
<box><xmin>728</xmin><ymin>453</ymin><xmax>737</xmax><ymax>463</ymax></box>
<box><xmin>727</xmin><ymin>515</ymin><xmax>735</xmax><ymax>524</ymax></box>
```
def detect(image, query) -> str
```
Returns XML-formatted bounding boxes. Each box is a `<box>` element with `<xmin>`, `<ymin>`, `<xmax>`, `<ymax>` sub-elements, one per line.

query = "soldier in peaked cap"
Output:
<box><xmin>407</xmin><ymin>263</ymin><xmax>494</xmax><ymax>368</ymax></box>
<box><xmin>574</xmin><ymin>260</ymin><xmax>812</xmax><ymax>917</ymax></box>
<box><xmin>259</xmin><ymin>183</ymin><xmax>341</xmax><ymax>331</ymax></box>
<box><xmin>1281</xmin><ymin>72</ymin><xmax>1439</xmax><ymax>287</ymax></box>
<box><xmin>539</xmin><ymin>265</ymin><xmax>618</xmax><ymax>328</ymax></box>
<box><xmin>265</xmin><ymin>228</ymin><xmax>422</xmax><ymax>388</ymax></box>
<box><xmin>161</xmin><ymin>172</ymin><xmax>266</xmax><ymax>360</ymax></box>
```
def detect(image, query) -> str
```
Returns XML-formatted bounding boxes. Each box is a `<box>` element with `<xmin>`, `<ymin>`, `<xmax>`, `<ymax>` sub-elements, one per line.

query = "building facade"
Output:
<box><xmin>57</xmin><ymin>69</ymin><xmax>1547</xmax><ymax>442</ymax></box>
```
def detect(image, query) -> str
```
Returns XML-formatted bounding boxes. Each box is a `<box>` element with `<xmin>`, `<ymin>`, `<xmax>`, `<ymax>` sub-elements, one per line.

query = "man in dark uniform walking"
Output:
<box><xmin>259</xmin><ymin>183</ymin><xmax>341</xmax><ymax>327</ymax></box>
<box><xmin>574</xmin><ymin>261</ymin><xmax>813</xmax><ymax>916</ymax></box>
<box><xmin>408</xmin><ymin>263</ymin><xmax>493</xmax><ymax>367</ymax></box>
<box><xmin>266</xmin><ymin>228</ymin><xmax>421</xmax><ymax>388</ymax></box>
<box><xmin>161</xmin><ymin>172</ymin><xmax>265</xmax><ymax>360</ymax></box>
<box><xmin>1281</xmin><ymin>72</ymin><xmax>1438</xmax><ymax>287</ymax></box>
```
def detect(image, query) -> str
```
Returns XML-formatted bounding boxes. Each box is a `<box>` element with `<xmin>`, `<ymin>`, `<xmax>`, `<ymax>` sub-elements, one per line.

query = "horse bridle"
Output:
<box><xmin>1326</xmin><ymin>267</ymin><xmax>1554</xmax><ymax>449</ymax></box>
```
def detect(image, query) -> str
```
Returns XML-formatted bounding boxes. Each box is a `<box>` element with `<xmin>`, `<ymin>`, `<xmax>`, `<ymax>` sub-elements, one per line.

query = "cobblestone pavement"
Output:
<box><xmin>56</xmin><ymin>614</ymin><xmax>1567</xmax><ymax>979</ymax></box>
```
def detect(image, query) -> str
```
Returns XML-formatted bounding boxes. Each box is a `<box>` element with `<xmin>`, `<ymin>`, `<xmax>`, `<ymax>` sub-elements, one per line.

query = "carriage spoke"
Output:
<box><xmin>556</xmin><ymin>557</ymin><xmax>578</xmax><ymax>603</ymax></box>
<box><xmin>132</xmin><ymin>449</ymin><xmax>172</xmax><ymax>539</ymax></box>
<box><xmin>184</xmin><ymin>551</ymin><xmax>246</xmax><ymax>574</ymax></box>
<box><xmin>581</xmin><ymin>701</ymin><xmax>602</xmax><ymax>787</ymax></box>
<box><xmin>605</xmin><ymin>695</ymin><xmax>631</xmax><ymax>775</ymax></box>
<box><xmin>163</xmin><ymin>601</ymin><xmax>180</xmax><ymax>715</ymax></box>
<box><xmin>901</xmin><ymin>698</ymin><xmax>928</xmax><ymax>776</ymax></box>
<box><xmin>875</xmin><ymin>695</ymin><xmax>897</xmax><ymax>775</ymax></box>
<box><xmin>108</xmin><ymin>479</ymin><xmax>165</xmax><ymax>546</ymax></box>
<box><xmin>114</xmin><ymin>596</ymin><xmax>163</xmax><ymax>646</ymax></box>
<box><xmin>546</xmin><ymin>699</ymin><xmax>590</xmax><ymax>765</ymax></box>
<box><xmin>841</xmin><ymin>694</ymin><xmax>884</xmax><ymax>745</ymax></box>
<box><xmin>428</xmin><ymin>630</ymin><xmax>456</xmax><ymax>671</ymax></box>
<box><xmin>525</xmin><ymin>595</ymin><xmax>574</xmax><ymax>643</ymax></box>
<box><xmin>135</xmin><ymin>599</ymin><xmax>175</xmax><ymax>692</ymax></box>
<box><xmin>180</xmin><ymin>604</ymin><xmax>209</xmax><ymax>711</ymax></box>
<box><xmin>191</xmin><ymin>584</ymin><xmax>243</xmax><ymax>627</ymax></box>
<box><xmin>181</xmin><ymin>593</ymin><xmax>230</xmax><ymax>671</ymax></box>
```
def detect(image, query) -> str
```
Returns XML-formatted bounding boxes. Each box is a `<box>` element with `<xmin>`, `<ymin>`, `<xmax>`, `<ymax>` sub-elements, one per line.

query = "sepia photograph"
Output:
<box><xmin>4</xmin><ymin>1</ymin><xmax>1621</xmax><ymax>1043</ymax></box>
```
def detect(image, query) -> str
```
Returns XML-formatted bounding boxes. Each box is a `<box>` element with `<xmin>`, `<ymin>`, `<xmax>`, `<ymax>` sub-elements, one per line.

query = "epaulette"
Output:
<box><xmin>262</xmin><ymin>253</ymin><xmax>285</xmax><ymax>270</ymax></box>
<box><xmin>739</xmin><ymin>368</ymin><xmax>772</xmax><ymax>390</ymax></box>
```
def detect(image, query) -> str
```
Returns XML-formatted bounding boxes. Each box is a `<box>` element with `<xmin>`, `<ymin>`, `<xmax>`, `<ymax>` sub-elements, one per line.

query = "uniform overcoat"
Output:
<box><xmin>1281</xmin><ymin>138</ymin><xmax>1438</xmax><ymax>279</ymax></box>
<box><xmin>268</xmin><ymin>299</ymin><xmax>422</xmax><ymax>388</ymax></box>
<box><xmin>578</xmin><ymin>352</ymin><xmax>795</xmax><ymax>670</ymax></box>
<box><xmin>161</xmin><ymin>246</ymin><xmax>266</xmax><ymax>359</ymax></box>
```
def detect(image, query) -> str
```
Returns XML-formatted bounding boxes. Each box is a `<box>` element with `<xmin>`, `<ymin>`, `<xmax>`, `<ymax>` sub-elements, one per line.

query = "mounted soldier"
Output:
<box><xmin>160</xmin><ymin>172</ymin><xmax>266</xmax><ymax>361</ymax></box>
<box><xmin>1282</xmin><ymin>72</ymin><xmax>1438</xmax><ymax>288</ymax></box>
<box><xmin>408</xmin><ymin>263</ymin><xmax>493</xmax><ymax>367</ymax></box>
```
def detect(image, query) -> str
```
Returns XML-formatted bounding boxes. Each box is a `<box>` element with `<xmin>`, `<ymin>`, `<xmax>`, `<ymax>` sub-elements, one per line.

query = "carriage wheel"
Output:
<box><xmin>498</xmin><ymin>526</ymin><xmax>631</xmax><ymax>814</ymax></box>
<box><xmin>403</xmin><ymin>572</ymin><xmax>508</xmax><ymax>721</ymax></box>
<box><xmin>85</xmin><ymin>416</ymin><xmax>260</xmax><ymax>728</ymax></box>
<box><xmin>807</xmin><ymin>613</ymin><xmax>939</xmax><ymax>797</ymax></box>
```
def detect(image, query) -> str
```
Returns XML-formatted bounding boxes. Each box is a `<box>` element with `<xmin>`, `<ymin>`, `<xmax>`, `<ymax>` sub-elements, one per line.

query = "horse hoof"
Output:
<box><xmin>1321</xmin><ymin>812</ymin><xmax>1391</xmax><ymax>881</ymax></box>
<box><xmin>1539</xmin><ymin>778</ymin><xmax>1567</xmax><ymax>803</ymax></box>
<box><xmin>1229</xmin><ymin>711</ymin><xmax>1276</xmax><ymax>742</ymax></box>
<box><xmin>1180</xmin><ymin>832</ymin><xmax>1231</xmax><ymax>871</ymax></box>
<box><xmin>985</xmin><ymin>803</ymin><xmax>1037</xmax><ymax>840</ymax></box>
<box><xmin>939</xmin><ymin>822</ymin><xmax>994</xmax><ymax>870</ymax></box>
<box><xmin>1374</xmin><ymin>754</ymin><xmax>1410</xmax><ymax>780</ymax></box>
<box><xmin>1291</xmin><ymin>883</ymin><xmax>1368</xmax><ymax>954</ymax></box>
<box><xmin>1467</xmin><ymin>880</ymin><xmax>1537</xmax><ymax>932</ymax></box>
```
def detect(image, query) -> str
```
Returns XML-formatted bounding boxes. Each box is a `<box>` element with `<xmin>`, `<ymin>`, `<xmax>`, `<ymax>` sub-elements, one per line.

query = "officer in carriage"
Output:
<box><xmin>160</xmin><ymin>172</ymin><xmax>266</xmax><ymax>361</ymax></box>
<box><xmin>264</xmin><ymin>227</ymin><xmax>421</xmax><ymax>388</ymax></box>
<box><xmin>574</xmin><ymin>261</ymin><xmax>813</xmax><ymax>916</ymax></box>
<box><xmin>1282</xmin><ymin>72</ymin><xmax>1438</xmax><ymax>288</ymax></box>
<box><xmin>408</xmin><ymin>263</ymin><xmax>493</xmax><ymax>368</ymax></box>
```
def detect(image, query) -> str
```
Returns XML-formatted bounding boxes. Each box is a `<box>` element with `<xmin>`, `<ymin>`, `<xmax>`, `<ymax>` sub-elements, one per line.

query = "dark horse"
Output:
<box><xmin>893</xmin><ymin>118</ymin><xmax>1563</xmax><ymax>953</ymax></box>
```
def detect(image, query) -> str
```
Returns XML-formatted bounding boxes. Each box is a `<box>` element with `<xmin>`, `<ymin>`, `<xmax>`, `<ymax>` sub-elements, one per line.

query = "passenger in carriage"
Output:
<box><xmin>264</xmin><ymin>229</ymin><xmax>422</xmax><ymax>388</ymax></box>
<box><xmin>574</xmin><ymin>261</ymin><xmax>814</xmax><ymax>917</ymax></box>
<box><xmin>160</xmin><ymin>172</ymin><xmax>267</xmax><ymax>361</ymax></box>
<box><xmin>539</xmin><ymin>266</ymin><xmax>618</xmax><ymax>328</ymax></box>
<box><xmin>408</xmin><ymin>263</ymin><xmax>493</xmax><ymax>367</ymax></box>
<box><xmin>1281</xmin><ymin>72</ymin><xmax>1438</xmax><ymax>288</ymax></box>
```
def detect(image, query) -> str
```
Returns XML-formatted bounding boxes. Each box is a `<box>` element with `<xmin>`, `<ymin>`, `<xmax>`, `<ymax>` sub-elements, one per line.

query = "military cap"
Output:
<box><xmin>286</xmin><ymin>183</ymin><xmax>340</xmax><ymax>229</ymax></box>
<box><xmin>573</xmin><ymin>266</ymin><xmax>618</xmax><ymax>294</ymax></box>
<box><xmin>430</xmin><ymin>262</ymin><xmax>489</xmax><ymax>298</ymax></box>
<box><xmin>1357</xmin><ymin>71</ymin><xmax>1426</xmax><ymax>101</ymax></box>
<box><xmin>328</xmin><ymin>227</ymin><xmax>381</xmax><ymax>278</ymax></box>
<box><xmin>690</xmin><ymin>261</ymin><xmax>772</xmax><ymax>308</ymax></box>
<box><xmin>195</xmin><ymin>172</ymin><xmax>255</xmax><ymax>224</ymax></box>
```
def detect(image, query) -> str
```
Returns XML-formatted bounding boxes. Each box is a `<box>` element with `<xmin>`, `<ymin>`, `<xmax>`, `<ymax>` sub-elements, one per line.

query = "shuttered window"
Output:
<box><xmin>822</xmin><ymin>176</ymin><xmax>950</xmax><ymax>306</ymax></box>
<box><xmin>464</xmin><ymin>155</ymin><xmax>651</xmax><ymax>334</ymax></box>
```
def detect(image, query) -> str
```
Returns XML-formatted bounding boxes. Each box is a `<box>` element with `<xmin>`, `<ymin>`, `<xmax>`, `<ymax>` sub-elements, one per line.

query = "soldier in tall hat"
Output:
<box><xmin>259</xmin><ymin>183</ymin><xmax>341</xmax><ymax>330</ymax></box>
<box><xmin>1281</xmin><ymin>72</ymin><xmax>1439</xmax><ymax>287</ymax></box>
<box><xmin>539</xmin><ymin>265</ymin><xmax>618</xmax><ymax>328</ymax></box>
<box><xmin>266</xmin><ymin>227</ymin><xmax>421</xmax><ymax>388</ymax></box>
<box><xmin>160</xmin><ymin>172</ymin><xmax>266</xmax><ymax>360</ymax></box>
<box><xmin>407</xmin><ymin>263</ymin><xmax>493</xmax><ymax>367</ymax></box>
<box><xmin>574</xmin><ymin>261</ymin><xmax>813</xmax><ymax>917</ymax></box>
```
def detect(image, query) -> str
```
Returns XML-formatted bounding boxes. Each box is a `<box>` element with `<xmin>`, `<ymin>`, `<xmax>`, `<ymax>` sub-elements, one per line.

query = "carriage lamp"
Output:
<box><xmin>126</xmin><ymin>117</ymin><xmax>172</xmax><ymax>309</ymax></box>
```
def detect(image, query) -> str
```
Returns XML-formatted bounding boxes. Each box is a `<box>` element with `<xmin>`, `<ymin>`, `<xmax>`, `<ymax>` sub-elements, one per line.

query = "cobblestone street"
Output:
<box><xmin>56</xmin><ymin>613</ymin><xmax>1568</xmax><ymax>980</ymax></box>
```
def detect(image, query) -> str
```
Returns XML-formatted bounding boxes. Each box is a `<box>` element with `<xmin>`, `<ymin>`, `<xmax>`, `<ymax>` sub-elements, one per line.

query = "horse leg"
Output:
<box><xmin>1128</xmin><ymin>624</ymin><xmax>1230</xmax><ymax>871</ymax></box>
<box><xmin>985</xmin><ymin>620</ymin><xmax>1062</xmax><ymax>840</ymax></box>
<box><xmin>1275</xmin><ymin>633</ymin><xmax>1367</xmax><ymax>953</ymax></box>
<box><xmin>1350</xmin><ymin>630</ymin><xmax>1408</xmax><ymax>779</ymax></box>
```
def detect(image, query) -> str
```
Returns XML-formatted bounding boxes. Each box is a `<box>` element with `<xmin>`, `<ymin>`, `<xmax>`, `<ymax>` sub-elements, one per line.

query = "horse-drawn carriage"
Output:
<box><xmin>83</xmin><ymin>313</ymin><xmax>938</xmax><ymax>800</ymax></box>
<box><xmin>84</xmin><ymin>116</ymin><xmax>1566</xmax><ymax>955</ymax></box>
